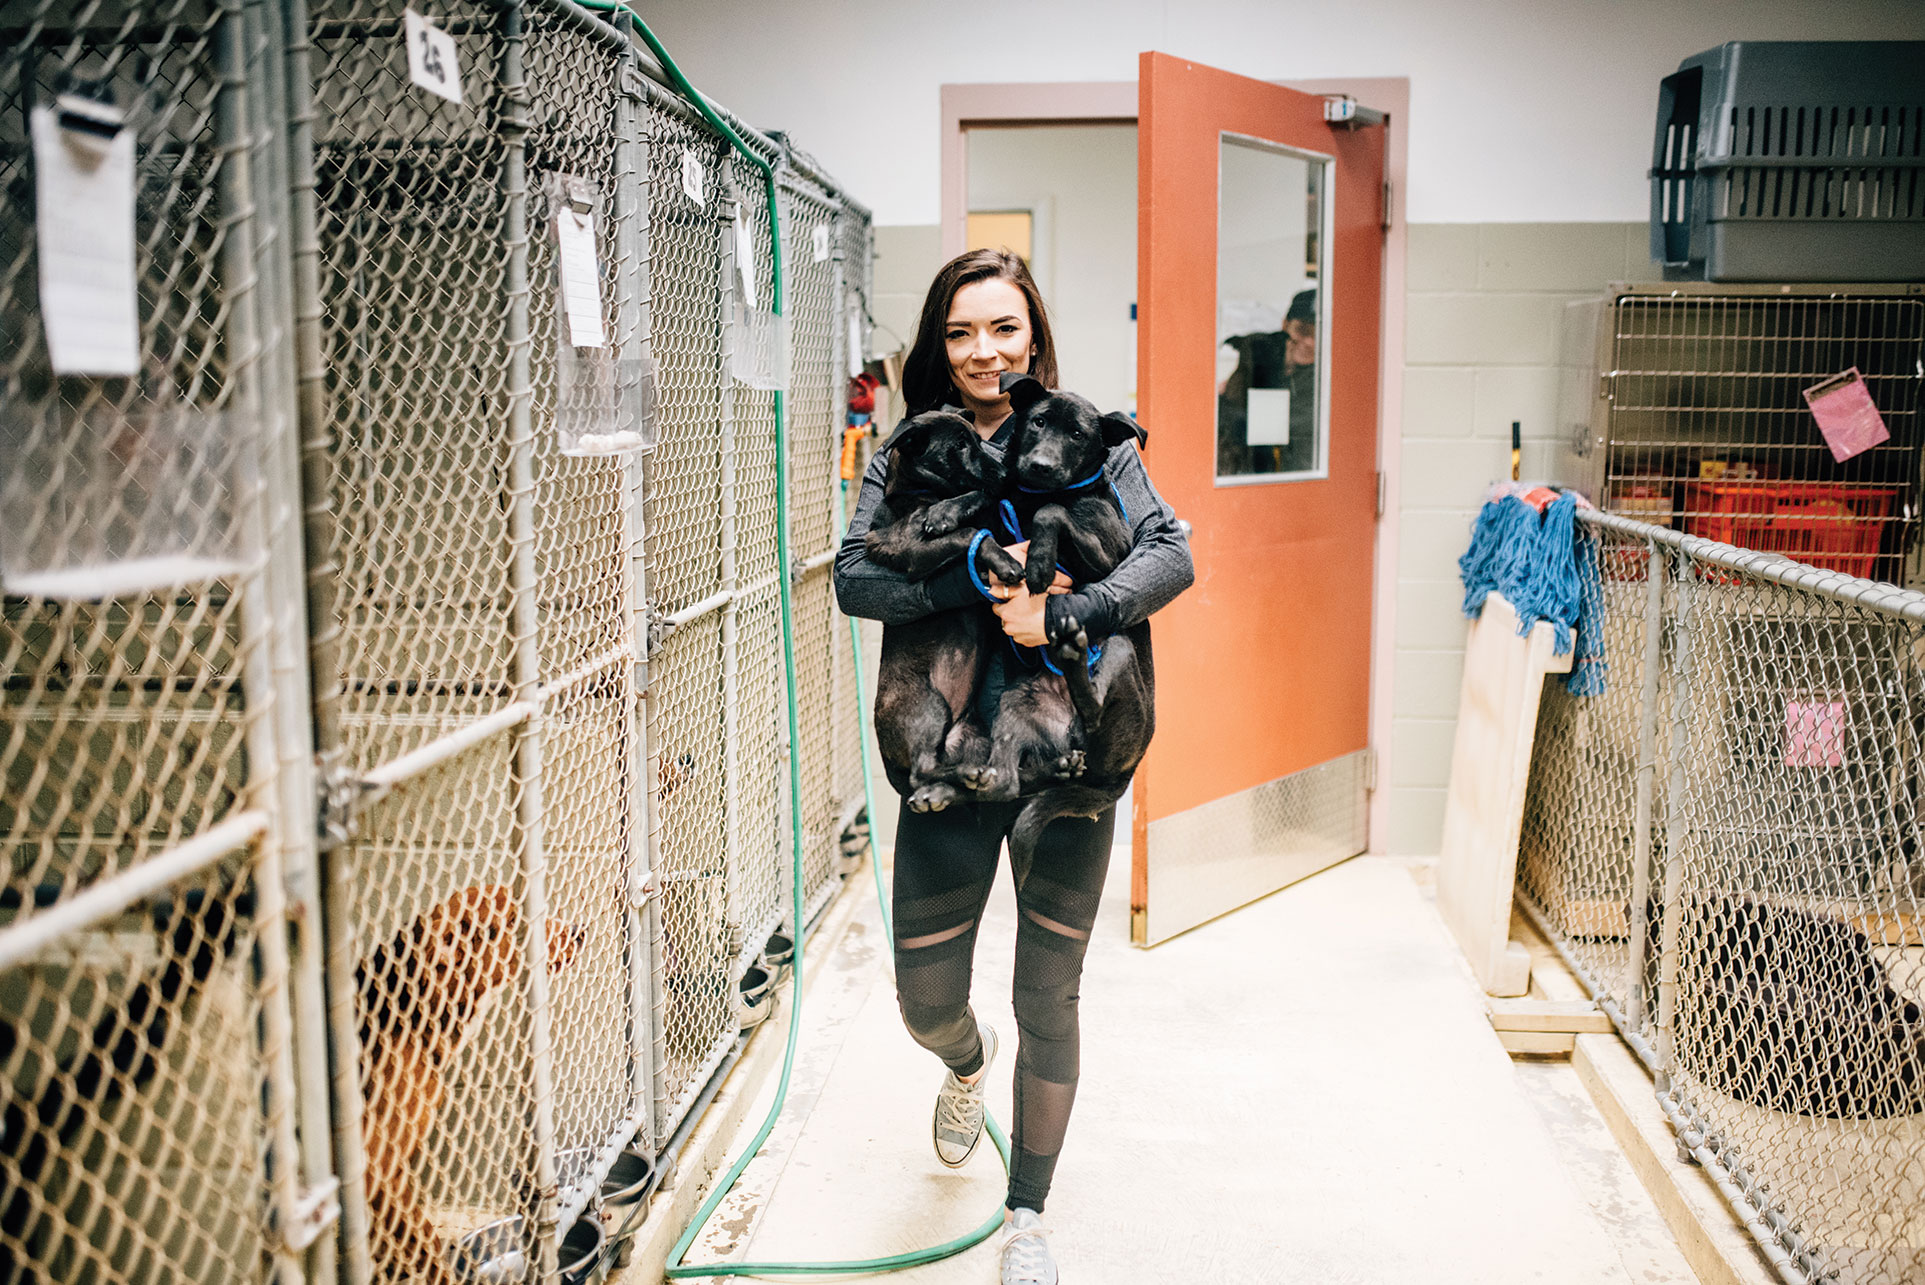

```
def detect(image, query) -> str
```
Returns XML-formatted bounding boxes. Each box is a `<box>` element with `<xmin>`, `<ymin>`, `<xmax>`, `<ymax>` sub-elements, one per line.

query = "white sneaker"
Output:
<box><xmin>999</xmin><ymin>1208</ymin><xmax>1058</xmax><ymax>1284</ymax></box>
<box><xmin>931</xmin><ymin>1023</ymin><xmax>998</xmax><ymax>1168</ymax></box>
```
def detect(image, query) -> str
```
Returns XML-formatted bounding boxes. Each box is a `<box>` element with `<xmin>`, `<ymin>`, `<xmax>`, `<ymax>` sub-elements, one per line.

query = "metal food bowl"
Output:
<box><xmin>449</xmin><ymin>1213</ymin><xmax>607</xmax><ymax>1285</ymax></box>
<box><xmin>736</xmin><ymin>963</ymin><xmax>774</xmax><ymax>1030</ymax></box>
<box><xmin>599</xmin><ymin>1145</ymin><xmax>657</xmax><ymax>1221</ymax></box>
<box><xmin>450</xmin><ymin>1217</ymin><xmax>529</xmax><ymax>1284</ymax></box>
<box><xmin>559</xmin><ymin>1215</ymin><xmax>608</xmax><ymax>1285</ymax></box>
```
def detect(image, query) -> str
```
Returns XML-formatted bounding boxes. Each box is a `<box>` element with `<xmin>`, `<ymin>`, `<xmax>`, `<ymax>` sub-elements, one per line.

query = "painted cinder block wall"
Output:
<box><xmin>1387</xmin><ymin>223</ymin><xmax>1666</xmax><ymax>852</ymax></box>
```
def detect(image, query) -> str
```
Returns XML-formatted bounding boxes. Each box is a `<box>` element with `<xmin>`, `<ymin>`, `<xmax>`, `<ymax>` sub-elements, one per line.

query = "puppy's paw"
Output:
<box><xmin>958</xmin><ymin>764</ymin><xmax>996</xmax><ymax>792</ymax></box>
<box><xmin>907</xmin><ymin>782</ymin><xmax>957</xmax><ymax>813</ymax></box>
<box><xmin>1053</xmin><ymin>618</ymin><xmax>1089</xmax><ymax>665</ymax></box>
<box><xmin>959</xmin><ymin>764</ymin><xmax>1015</xmax><ymax>800</ymax></box>
<box><xmin>977</xmin><ymin>542</ymin><xmax>1024</xmax><ymax>586</ymax></box>
<box><xmin>1053</xmin><ymin>750</ymin><xmax>1086</xmax><ymax>780</ymax></box>
<box><xmin>1024</xmin><ymin>561</ymin><xmax>1056</xmax><ymax>597</ymax></box>
<box><xmin>919</xmin><ymin>505</ymin><xmax>959</xmax><ymax>537</ymax></box>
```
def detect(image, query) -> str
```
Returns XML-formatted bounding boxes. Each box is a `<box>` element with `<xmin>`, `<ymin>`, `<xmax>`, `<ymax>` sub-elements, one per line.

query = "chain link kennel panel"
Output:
<box><xmin>1</xmin><ymin>0</ymin><xmax>321</xmax><ymax>1278</ymax></box>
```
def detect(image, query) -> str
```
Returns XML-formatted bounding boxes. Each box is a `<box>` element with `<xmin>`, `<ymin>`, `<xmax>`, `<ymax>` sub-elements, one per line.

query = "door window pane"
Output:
<box><xmin>1216</xmin><ymin>134</ymin><xmax>1329</xmax><ymax>482</ymax></box>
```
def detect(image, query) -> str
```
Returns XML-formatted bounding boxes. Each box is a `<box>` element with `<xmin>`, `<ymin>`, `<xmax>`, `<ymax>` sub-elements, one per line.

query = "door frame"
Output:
<box><xmin>941</xmin><ymin>76</ymin><xmax>1410</xmax><ymax>855</ymax></box>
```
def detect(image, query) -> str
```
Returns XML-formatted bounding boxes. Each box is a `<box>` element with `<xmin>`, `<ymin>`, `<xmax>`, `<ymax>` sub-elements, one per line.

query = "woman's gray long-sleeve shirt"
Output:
<box><xmin>833</xmin><ymin>415</ymin><xmax>1194</xmax><ymax>643</ymax></box>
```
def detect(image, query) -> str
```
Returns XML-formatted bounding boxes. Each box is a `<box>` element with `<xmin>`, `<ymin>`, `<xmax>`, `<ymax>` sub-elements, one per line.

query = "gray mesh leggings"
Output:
<box><xmin>891</xmin><ymin>797</ymin><xmax>1114</xmax><ymax>1214</ymax></box>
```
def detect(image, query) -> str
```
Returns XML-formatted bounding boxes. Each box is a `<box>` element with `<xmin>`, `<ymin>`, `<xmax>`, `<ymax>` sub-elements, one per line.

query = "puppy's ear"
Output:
<box><xmin>877</xmin><ymin>413</ymin><xmax>939</xmax><ymax>458</ymax></box>
<box><xmin>1000</xmin><ymin>372</ymin><xmax>1048</xmax><ymax>412</ymax></box>
<box><xmin>1100</xmin><ymin>411</ymin><xmax>1147</xmax><ymax>448</ymax></box>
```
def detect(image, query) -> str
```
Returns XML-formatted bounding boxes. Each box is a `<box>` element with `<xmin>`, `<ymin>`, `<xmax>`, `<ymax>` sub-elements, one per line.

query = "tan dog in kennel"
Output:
<box><xmin>356</xmin><ymin>885</ymin><xmax>583</xmax><ymax>1282</ymax></box>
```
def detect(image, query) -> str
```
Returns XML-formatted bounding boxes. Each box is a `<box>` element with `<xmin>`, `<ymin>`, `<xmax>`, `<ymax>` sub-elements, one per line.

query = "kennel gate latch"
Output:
<box><xmin>276</xmin><ymin>1176</ymin><xmax>342</xmax><ymax>1252</ymax></box>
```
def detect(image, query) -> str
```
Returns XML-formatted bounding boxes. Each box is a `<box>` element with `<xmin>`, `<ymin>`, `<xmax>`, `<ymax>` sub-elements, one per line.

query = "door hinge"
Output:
<box><xmin>1375</xmin><ymin>470</ymin><xmax>1386</xmax><ymax>519</ymax></box>
<box><xmin>1381</xmin><ymin>178</ymin><xmax>1393</xmax><ymax>233</ymax></box>
<box><xmin>1363</xmin><ymin>747</ymin><xmax>1379</xmax><ymax>792</ymax></box>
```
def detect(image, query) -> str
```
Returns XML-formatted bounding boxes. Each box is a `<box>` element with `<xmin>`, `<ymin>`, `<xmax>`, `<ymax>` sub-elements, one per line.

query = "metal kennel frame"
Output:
<box><xmin>1558</xmin><ymin>283</ymin><xmax>1925</xmax><ymax>587</ymax></box>
<box><xmin>1</xmin><ymin>0</ymin><xmax>874</xmax><ymax>1279</ymax></box>
<box><xmin>1521</xmin><ymin>507</ymin><xmax>1925</xmax><ymax>1285</ymax></box>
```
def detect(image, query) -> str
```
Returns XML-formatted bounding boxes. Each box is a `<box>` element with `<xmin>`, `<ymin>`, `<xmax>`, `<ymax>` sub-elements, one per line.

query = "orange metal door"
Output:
<box><xmin>1133</xmin><ymin>54</ymin><xmax>1385</xmax><ymax>945</ymax></box>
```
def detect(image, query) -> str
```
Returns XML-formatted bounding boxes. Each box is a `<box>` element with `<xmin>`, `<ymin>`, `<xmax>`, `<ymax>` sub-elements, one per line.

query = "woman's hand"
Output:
<box><xmin>993</xmin><ymin>580</ymin><xmax>1070</xmax><ymax>647</ymax></box>
<box><xmin>983</xmin><ymin>540</ymin><xmax>1071</xmax><ymax>602</ymax></box>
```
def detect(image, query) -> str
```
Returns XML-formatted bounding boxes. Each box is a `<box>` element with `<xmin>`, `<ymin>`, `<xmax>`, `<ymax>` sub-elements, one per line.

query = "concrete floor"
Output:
<box><xmin>663</xmin><ymin>853</ymin><xmax>1700</xmax><ymax>1284</ymax></box>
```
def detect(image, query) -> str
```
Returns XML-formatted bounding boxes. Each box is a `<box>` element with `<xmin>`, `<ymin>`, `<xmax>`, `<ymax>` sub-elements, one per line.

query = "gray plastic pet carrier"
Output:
<box><xmin>1651</xmin><ymin>41</ymin><xmax>1925</xmax><ymax>282</ymax></box>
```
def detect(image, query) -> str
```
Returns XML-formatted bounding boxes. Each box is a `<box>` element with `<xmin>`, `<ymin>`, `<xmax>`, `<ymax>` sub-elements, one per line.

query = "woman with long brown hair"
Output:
<box><xmin>834</xmin><ymin>249</ymin><xmax>1191</xmax><ymax>1284</ymax></box>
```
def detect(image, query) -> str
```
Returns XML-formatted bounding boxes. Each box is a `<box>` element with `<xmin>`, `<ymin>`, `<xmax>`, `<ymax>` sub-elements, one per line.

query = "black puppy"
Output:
<box><xmin>962</xmin><ymin>374</ymin><xmax>1157</xmax><ymax>870</ymax></box>
<box><xmin>865</xmin><ymin>409</ymin><xmax>1025</xmax><ymax>812</ymax></box>
<box><xmin>2</xmin><ymin>890</ymin><xmax>244</xmax><ymax>1281</ymax></box>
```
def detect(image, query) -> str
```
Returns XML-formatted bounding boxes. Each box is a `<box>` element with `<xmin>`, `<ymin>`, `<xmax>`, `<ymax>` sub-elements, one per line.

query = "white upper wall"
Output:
<box><xmin>641</xmin><ymin>0</ymin><xmax>1924</xmax><ymax>226</ymax></box>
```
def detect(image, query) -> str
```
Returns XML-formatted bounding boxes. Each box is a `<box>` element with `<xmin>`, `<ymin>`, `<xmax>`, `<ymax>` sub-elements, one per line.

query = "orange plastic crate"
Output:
<box><xmin>1680</xmin><ymin>482</ymin><xmax>1898</xmax><ymax>578</ymax></box>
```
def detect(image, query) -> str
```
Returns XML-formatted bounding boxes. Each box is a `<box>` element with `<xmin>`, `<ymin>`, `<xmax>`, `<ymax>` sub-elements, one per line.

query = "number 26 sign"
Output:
<box><xmin>404</xmin><ymin>8</ymin><xmax>464</xmax><ymax>106</ymax></box>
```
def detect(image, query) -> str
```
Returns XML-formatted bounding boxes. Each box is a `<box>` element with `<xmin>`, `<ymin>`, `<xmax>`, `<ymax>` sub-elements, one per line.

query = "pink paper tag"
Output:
<box><xmin>1784</xmin><ymin>699</ymin><xmax>1846</xmax><ymax>768</ymax></box>
<box><xmin>1804</xmin><ymin>367</ymin><xmax>1890</xmax><ymax>464</ymax></box>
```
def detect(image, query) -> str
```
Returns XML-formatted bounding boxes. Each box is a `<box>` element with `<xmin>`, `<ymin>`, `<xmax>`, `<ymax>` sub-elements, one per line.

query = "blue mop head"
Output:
<box><xmin>1517</xmin><ymin>492</ymin><xmax>1579</xmax><ymax>655</ymax></box>
<box><xmin>1491</xmin><ymin>496</ymin><xmax>1542</xmax><ymax>610</ymax></box>
<box><xmin>1564</xmin><ymin>524</ymin><xmax>1609</xmax><ymax>696</ymax></box>
<box><xmin>1457</xmin><ymin>499</ymin><xmax>1509</xmax><ymax>617</ymax></box>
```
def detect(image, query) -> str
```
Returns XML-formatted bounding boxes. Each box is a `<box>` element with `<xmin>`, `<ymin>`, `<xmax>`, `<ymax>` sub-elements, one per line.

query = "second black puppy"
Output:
<box><xmin>865</xmin><ymin>409</ymin><xmax>1025</xmax><ymax>812</ymax></box>
<box><xmin>965</xmin><ymin>374</ymin><xmax>1157</xmax><ymax>869</ymax></box>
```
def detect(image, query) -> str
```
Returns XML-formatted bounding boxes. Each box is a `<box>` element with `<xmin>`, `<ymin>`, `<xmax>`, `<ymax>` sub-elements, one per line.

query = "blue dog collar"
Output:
<box><xmin>1013</xmin><ymin>469</ymin><xmax>1129</xmax><ymax>523</ymax></box>
<box><xmin>1017</xmin><ymin>467</ymin><xmax>1105</xmax><ymax>495</ymax></box>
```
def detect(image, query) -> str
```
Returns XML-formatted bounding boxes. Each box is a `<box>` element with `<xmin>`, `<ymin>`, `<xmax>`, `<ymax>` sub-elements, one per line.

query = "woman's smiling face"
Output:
<box><xmin>945</xmin><ymin>276</ymin><xmax>1035</xmax><ymax>427</ymax></box>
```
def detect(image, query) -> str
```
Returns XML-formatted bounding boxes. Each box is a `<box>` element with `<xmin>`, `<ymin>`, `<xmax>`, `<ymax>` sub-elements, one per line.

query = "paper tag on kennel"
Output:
<box><xmin>680</xmin><ymin>148</ymin><xmax>706</xmax><ymax>207</ymax></box>
<box><xmin>553</xmin><ymin>178</ymin><xmax>606</xmax><ymax>348</ymax></box>
<box><xmin>1804</xmin><ymin>367</ymin><xmax>1888</xmax><ymax>464</ymax></box>
<box><xmin>732</xmin><ymin>208</ymin><xmax>757</xmax><ymax>309</ymax></box>
<box><xmin>1784</xmin><ymin>699</ymin><xmax>1846</xmax><ymax>768</ymax></box>
<box><xmin>32</xmin><ymin>99</ymin><xmax>139</xmax><ymax>376</ymax></box>
<box><xmin>403</xmin><ymin>9</ymin><xmax>464</xmax><ymax>105</ymax></box>
<box><xmin>811</xmin><ymin>224</ymin><xmax>831</xmax><ymax>263</ymax></box>
<box><xmin>1245</xmin><ymin>387</ymin><xmax>1291</xmax><ymax>447</ymax></box>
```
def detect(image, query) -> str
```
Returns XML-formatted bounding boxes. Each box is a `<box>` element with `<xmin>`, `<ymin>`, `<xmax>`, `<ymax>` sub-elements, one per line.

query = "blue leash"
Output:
<box><xmin>991</xmin><ymin>498</ymin><xmax>1102</xmax><ymax>677</ymax></box>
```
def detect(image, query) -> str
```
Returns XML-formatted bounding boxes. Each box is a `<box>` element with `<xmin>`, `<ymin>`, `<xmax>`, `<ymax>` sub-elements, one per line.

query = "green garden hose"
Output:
<box><xmin>576</xmin><ymin>4</ymin><xmax>1014</xmax><ymax>1275</ymax></box>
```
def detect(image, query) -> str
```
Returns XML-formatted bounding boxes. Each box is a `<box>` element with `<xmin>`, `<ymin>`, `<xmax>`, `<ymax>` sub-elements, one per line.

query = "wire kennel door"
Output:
<box><xmin>0</xmin><ymin>0</ymin><xmax>334</xmax><ymax>1278</ymax></box>
<box><xmin>630</xmin><ymin>79</ymin><xmax>876</xmax><ymax>1144</ymax></box>
<box><xmin>1568</xmin><ymin>283</ymin><xmax>1925</xmax><ymax>587</ymax></box>
<box><xmin>1520</xmin><ymin>510</ymin><xmax>1925</xmax><ymax>1285</ymax></box>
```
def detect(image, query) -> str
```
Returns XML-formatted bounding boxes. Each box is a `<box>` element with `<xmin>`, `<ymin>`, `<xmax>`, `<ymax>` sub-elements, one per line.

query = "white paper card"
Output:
<box><xmin>555</xmin><ymin>202</ymin><xmax>606</xmax><ymax>348</ymax></box>
<box><xmin>1245</xmin><ymin>387</ymin><xmax>1291</xmax><ymax>446</ymax></box>
<box><xmin>847</xmin><ymin>308</ymin><xmax>863</xmax><ymax>380</ymax></box>
<box><xmin>729</xmin><ymin>303</ymin><xmax>789</xmax><ymax>392</ymax></box>
<box><xmin>32</xmin><ymin>106</ymin><xmax>139</xmax><ymax>376</ymax></box>
<box><xmin>733</xmin><ymin>209</ymin><xmax>757</xmax><ymax>310</ymax></box>
<box><xmin>811</xmin><ymin>225</ymin><xmax>830</xmax><ymax>263</ymax></box>
<box><xmin>404</xmin><ymin>9</ymin><xmax>463</xmax><ymax>104</ymax></box>
<box><xmin>680</xmin><ymin>149</ymin><xmax>705</xmax><ymax>206</ymax></box>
